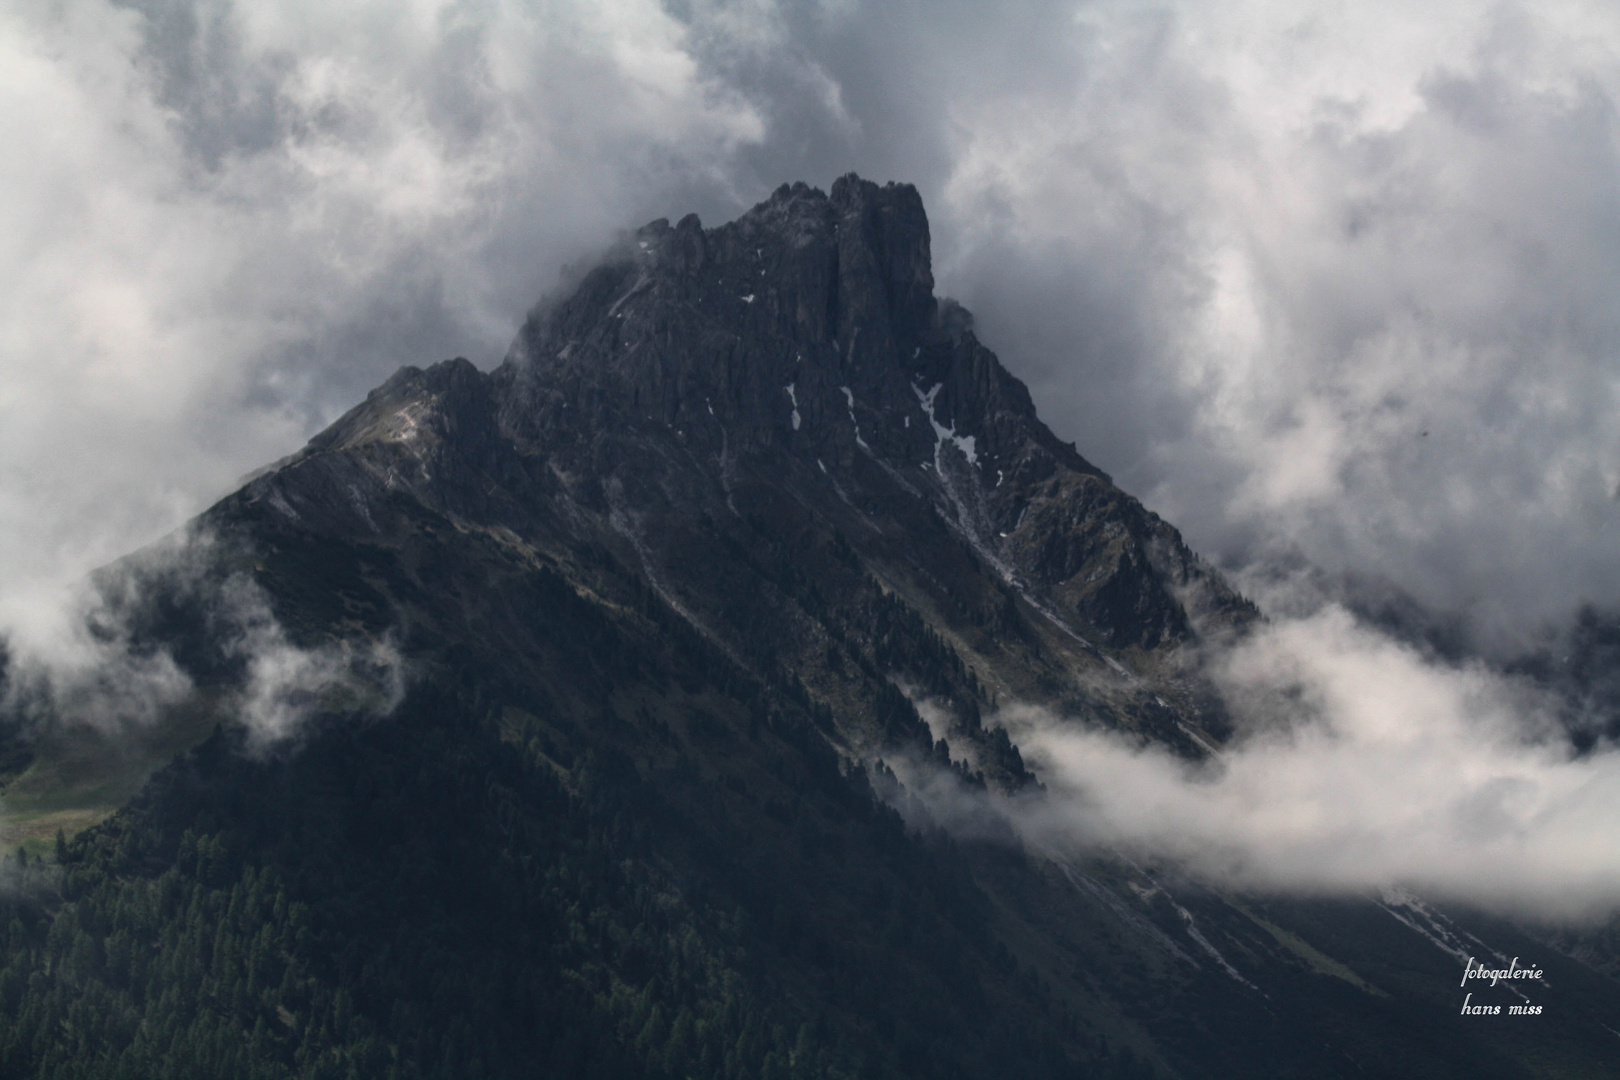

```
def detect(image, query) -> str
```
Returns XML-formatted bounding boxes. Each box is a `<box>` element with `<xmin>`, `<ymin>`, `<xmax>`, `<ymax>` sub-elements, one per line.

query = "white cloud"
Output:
<box><xmin>0</xmin><ymin>529</ymin><xmax>402</xmax><ymax>750</ymax></box>
<box><xmin>0</xmin><ymin>0</ymin><xmax>766</xmax><ymax>661</ymax></box>
<box><xmin>933</xmin><ymin>1</ymin><xmax>1620</xmax><ymax>638</ymax></box>
<box><xmin>214</xmin><ymin>574</ymin><xmax>405</xmax><ymax>748</ymax></box>
<box><xmin>1004</xmin><ymin>606</ymin><xmax>1620</xmax><ymax>919</ymax></box>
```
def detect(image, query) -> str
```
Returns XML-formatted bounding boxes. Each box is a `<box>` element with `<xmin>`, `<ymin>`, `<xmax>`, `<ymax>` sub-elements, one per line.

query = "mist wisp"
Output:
<box><xmin>0</xmin><ymin>529</ymin><xmax>405</xmax><ymax>757</ymax></box>
<box><xmin>212</xmin><ymin>574</ymin><xmax>406</xmax><ymax>751</ymax></box>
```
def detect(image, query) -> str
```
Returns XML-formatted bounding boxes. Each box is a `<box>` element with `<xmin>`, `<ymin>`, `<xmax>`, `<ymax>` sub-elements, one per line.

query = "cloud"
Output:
<box><xmin>212</xmin><ymin>573</ymin><xmax>405</xmax><ymax>749</ymax></box>
<box><xmin>0</xmin><ymin>598</ymin><xmax>195</xmax><ymax>737</ymax></box>
<box><xmin>0</xmin><ymin>0</ymin><xmax>765</xmax><ymax>659</ymax></box>
<box><xmin>994</xmin><ymin>605</ymin><xmax>1620</xmax><ymax>920</ymax></box>
<box><xmin>10</xmin><ymin>0</ymin><xmax>1620</xmax><ymax>652</ymax></box>
<box><xmin>926</xmin><ymin>1</ymin><xmax>1620</xmax><ymax>641</ymax></box>
<box><xmin>0</xmin><ymin>526</ymin><xmax>403</xmax><ymax>752</ymax></box>
<box><xmin>6</xmin><ymin>0</ymin><xmax>1620</xmax><ymax>915</ymax></box>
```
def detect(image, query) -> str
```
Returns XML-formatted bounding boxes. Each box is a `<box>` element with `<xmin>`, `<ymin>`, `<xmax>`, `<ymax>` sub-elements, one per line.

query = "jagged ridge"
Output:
<box><xmin>248</xmin><ymin>176</ymin><xmax>1255</xmax><ymax>776</ymax></box>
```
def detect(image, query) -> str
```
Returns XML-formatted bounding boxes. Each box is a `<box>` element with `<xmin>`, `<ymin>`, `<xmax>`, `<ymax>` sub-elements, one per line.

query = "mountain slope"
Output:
<box><xmin>3</xmin><ymin>176</ymin><xmax>1618</xmax><ymax>1079</ymax></box>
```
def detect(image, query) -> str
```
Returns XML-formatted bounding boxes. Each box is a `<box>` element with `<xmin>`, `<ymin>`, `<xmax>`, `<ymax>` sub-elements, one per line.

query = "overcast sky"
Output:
<box><xmin>5</xmin><ymin>0</ymin><xmax>1620</xmax><ymax>648</ymax></box>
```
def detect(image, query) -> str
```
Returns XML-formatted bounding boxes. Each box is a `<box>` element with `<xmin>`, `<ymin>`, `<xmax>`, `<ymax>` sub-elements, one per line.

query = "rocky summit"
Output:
<box><xmin>2</xmin><ymin>176</ymin><xmax>1618</xmax><ymax>1080</ymax></box>
<box><xmin>257</xmin><ymin>175</ymin><xmax>1255</xmax><ymax>774</ymax></box>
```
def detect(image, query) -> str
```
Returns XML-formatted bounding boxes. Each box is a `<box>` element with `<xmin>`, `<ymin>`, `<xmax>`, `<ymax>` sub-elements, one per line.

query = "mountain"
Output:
<box><xmin>254</xmin><ymin>175</ymin><xmax>1255</xmax><ymax>765</ymax></box>
<box><xmin>2</xmin><ymin>175</ymin><xmax>1618</xmax><ymax>1079</ymax></box>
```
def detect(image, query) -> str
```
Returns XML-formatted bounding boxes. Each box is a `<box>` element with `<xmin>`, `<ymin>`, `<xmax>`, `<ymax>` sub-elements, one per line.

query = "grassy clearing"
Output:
<box><xmin>2</xmin><ymin>807</ymin><xmax>114</xmax><ymax>859</ymax></box>
<box><xmin>1</xmin><ymin>699</ymin><xmax>222</xmax><ymax>856</ymax></box>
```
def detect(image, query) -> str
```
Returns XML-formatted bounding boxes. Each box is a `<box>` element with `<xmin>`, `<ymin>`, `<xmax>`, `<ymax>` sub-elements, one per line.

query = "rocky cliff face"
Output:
<box><xmin>500</xmin><ymin>176</ymin><xmax>1252</xmax><ymax>652</ymax></box>
<box><xmin>240</xmin><ymin>175</ymin><xmax>1254</xmax><ymax>778</ymax></box>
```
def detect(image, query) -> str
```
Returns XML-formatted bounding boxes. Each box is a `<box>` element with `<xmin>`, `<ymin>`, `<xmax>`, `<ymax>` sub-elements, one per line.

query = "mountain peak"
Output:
<box><xmin>506</xmin><ymin>173</ymin><xmax>934</xmax><ymax>403</ymax></box>
<box><xmin>500</xmin><ymin>175</ymin><xmax>1074</xmax><ymax>482</ymax></box>
<box><xmin>244</xmin><ymin>179</ymin><xmax>1255</xmax><ymax>755</ymax></box>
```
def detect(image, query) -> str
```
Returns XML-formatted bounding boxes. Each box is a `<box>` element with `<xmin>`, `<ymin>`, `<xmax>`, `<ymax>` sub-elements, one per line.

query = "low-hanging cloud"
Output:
<box><xmin>212</xmin><ymin>573</ymin><xmax>406</xmax><ymax>749</ymax></box>
<box><xmin>981</xmin><ymin>605</ymin><xmax>1620</xmax><ymax>921</ymax></box>
<box><xmin>0</xmin><ymin>531</ymin><xmax>404</xmax><ymax>753</ymax></box>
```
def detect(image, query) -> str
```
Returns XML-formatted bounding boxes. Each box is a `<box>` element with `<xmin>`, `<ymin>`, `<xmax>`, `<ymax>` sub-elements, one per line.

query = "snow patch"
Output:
<box><xmin>784</xmin><ymin>383</ymin><xmax>801</xmax><ymax>430</ymax></box>
<box><xmin>1170</xmin><ymin>898</ymin><xmax>1256</xmax><ymax>988</ymax></box>
<box><xmin>1176</xmin><ymin>721</ymin><xmax>1222</xmax><ymax>757</ymax></box>
<box><xmin>1049</xmin><ymin>857</ymin><xmax>1197</xmax><ymax>966</ymax></box>
<box><xmin>1376</xmin><ymin>889</ymin><xmax>1524</xmax><ymax>996</ymax></box>
<box><xmin>913</xmin><ymin>382</ymin><xmax>978</xmax><ymax>466</ymax></box>
<box><xmin>840</xmin><ymin>386</ymin><xmax>869</xmax><ymax>450</ymax></box>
